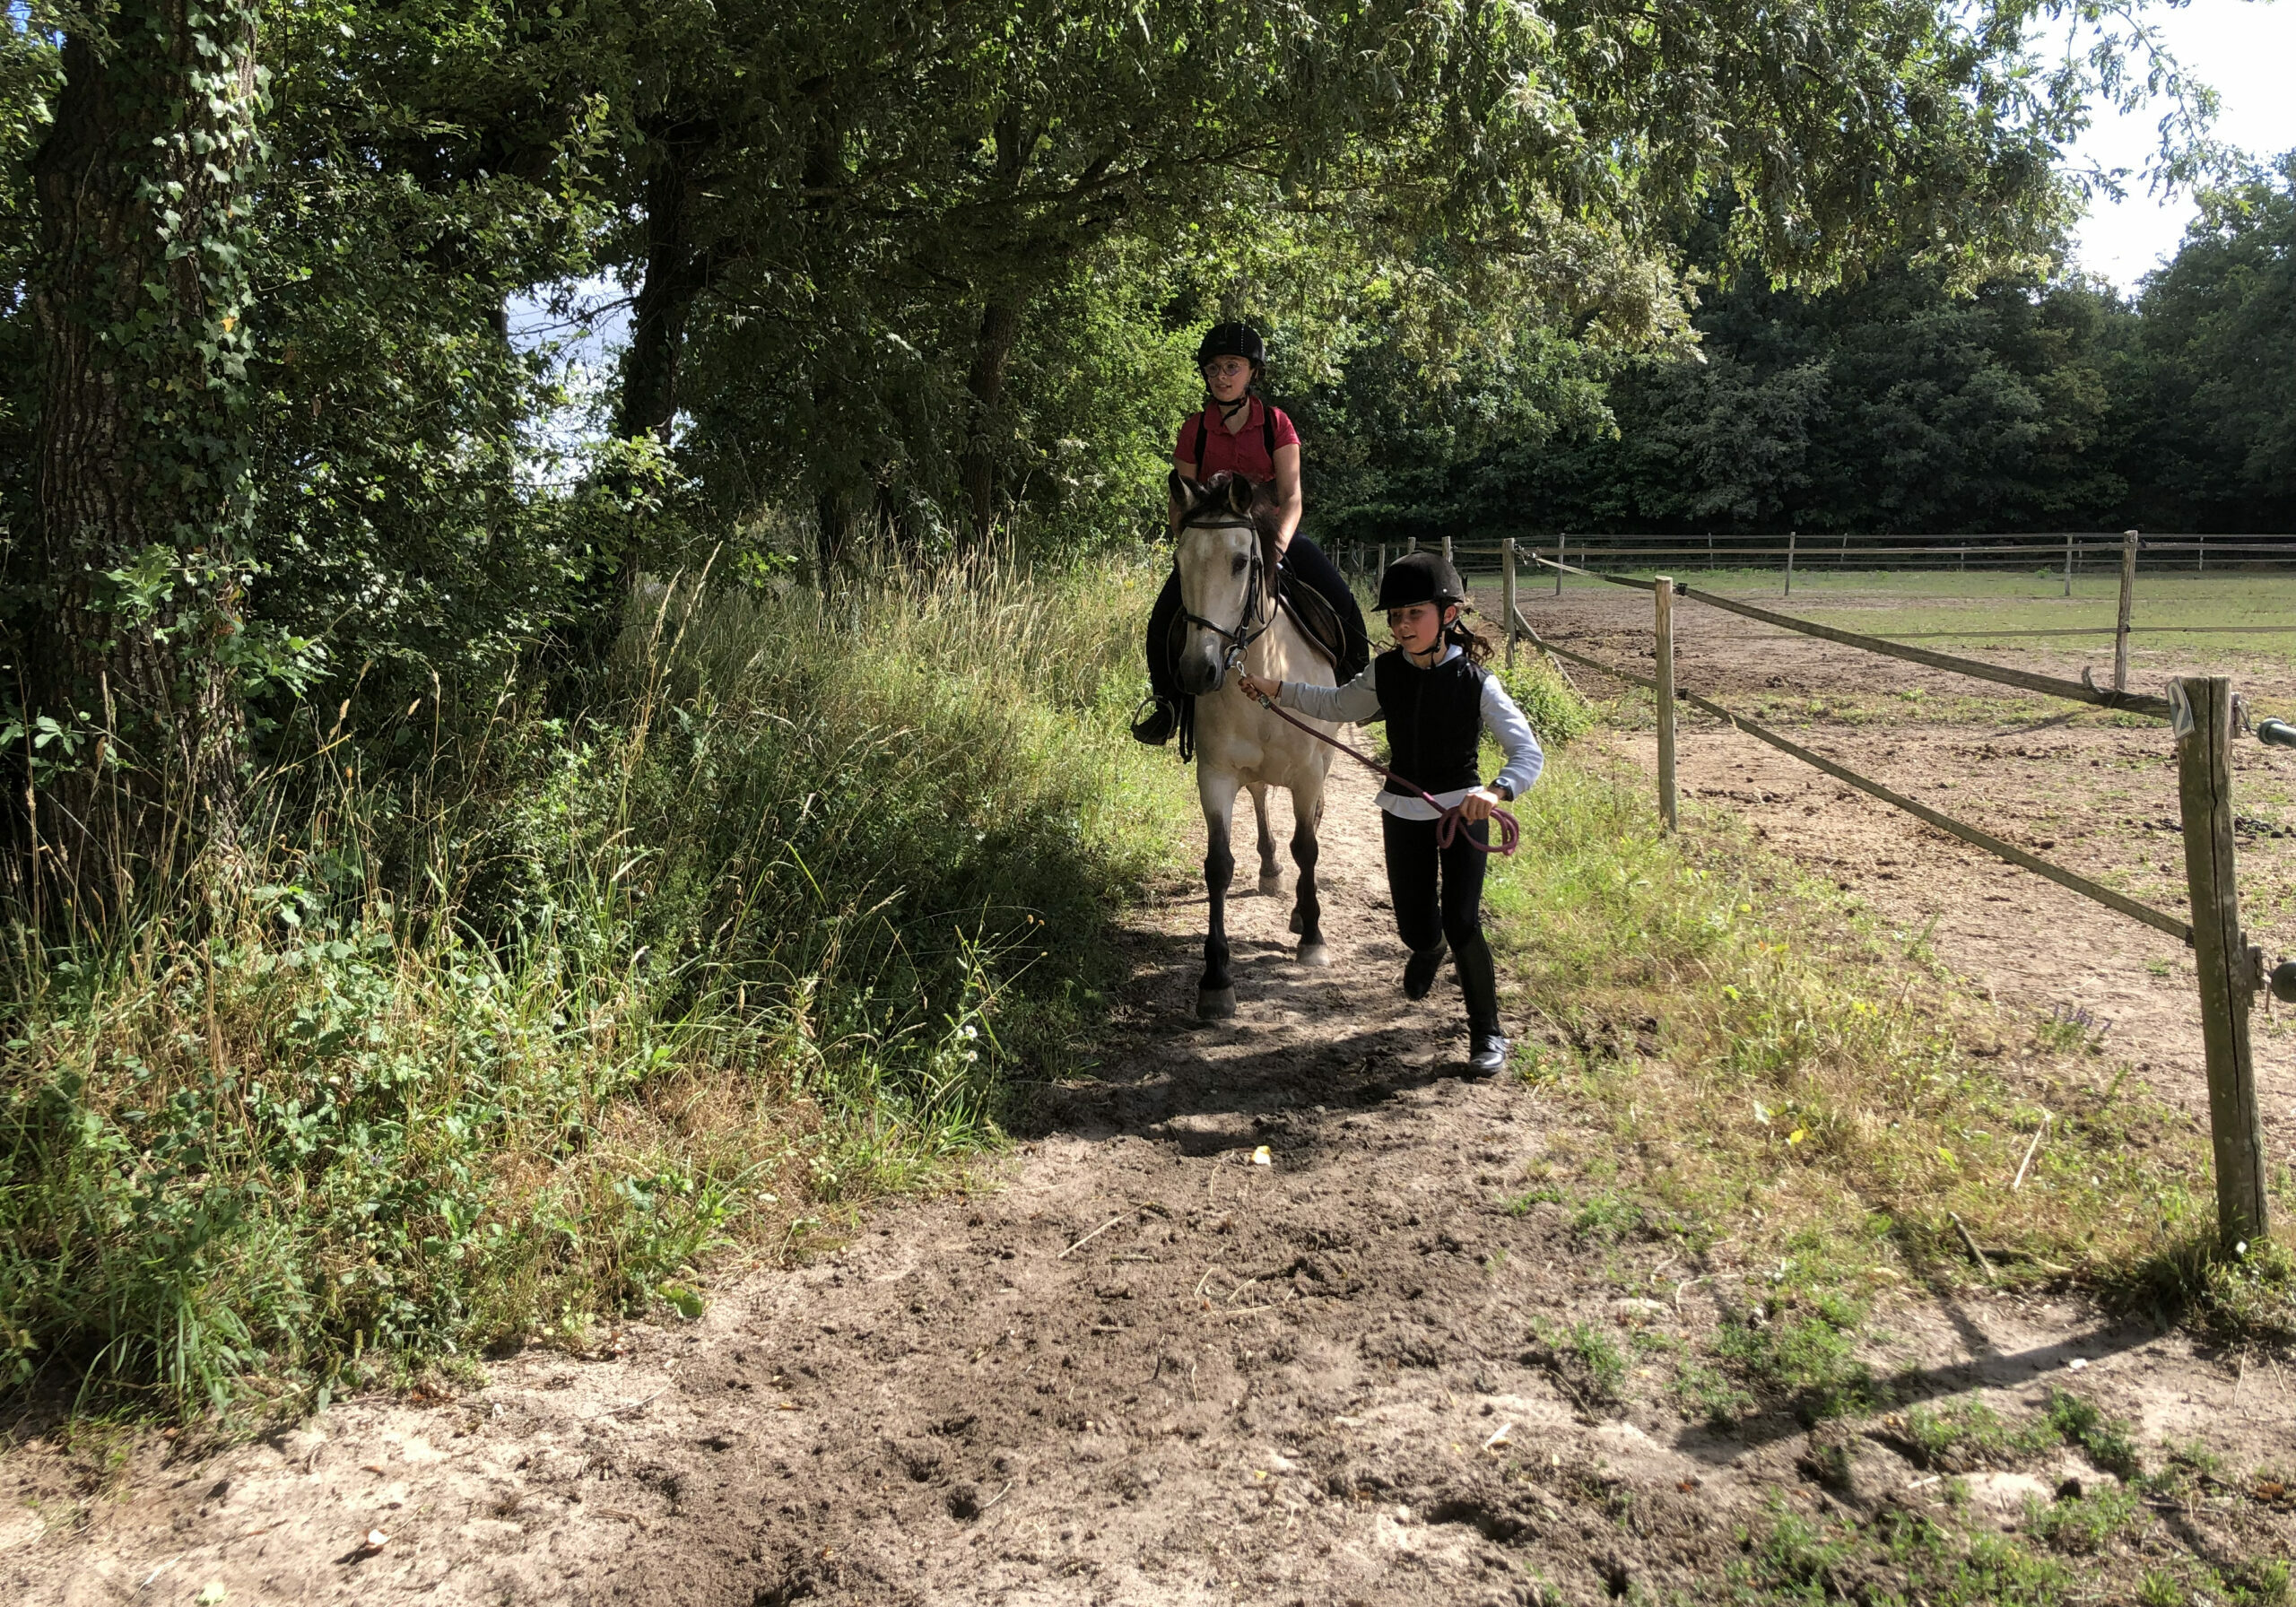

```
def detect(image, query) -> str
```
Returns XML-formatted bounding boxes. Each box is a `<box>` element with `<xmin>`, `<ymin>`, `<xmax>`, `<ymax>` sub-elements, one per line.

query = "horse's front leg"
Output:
<box><xmin>1290</xmin><ymin>769</ymin><xmax>1331</xmax><ymax>968</ymax></box>
<box><xmin>1197</xmin><ymin>767</ymin><xmax>1242</xmax><ymax>1020</ymax></box>
<box><xmin>1248</xmin><ymin>782</ymin><xmax>1283</xmax><ymax>897</ymax></box>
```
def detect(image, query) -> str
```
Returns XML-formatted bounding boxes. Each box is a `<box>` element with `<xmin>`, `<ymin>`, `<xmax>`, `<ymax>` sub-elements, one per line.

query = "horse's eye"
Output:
<box><xmin>1231</xmin><ymin>554</ymin><xmax>1248</xmax><ymax>575</ymax></box>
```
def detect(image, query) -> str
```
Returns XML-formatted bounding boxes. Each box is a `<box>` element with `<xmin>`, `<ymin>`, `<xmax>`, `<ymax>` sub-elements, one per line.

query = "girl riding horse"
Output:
<box><xmin>1132</xmin><ymin>321</ymin><xmax>1370</xmax><ymax>745</ymax></box>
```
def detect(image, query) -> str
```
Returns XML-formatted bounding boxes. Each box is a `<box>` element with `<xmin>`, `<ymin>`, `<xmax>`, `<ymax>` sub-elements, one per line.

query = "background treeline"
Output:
<box><xmin>1303</xmin><ymin>157</ymin><xmax>2296</xmax><ymax>544</ymax></box>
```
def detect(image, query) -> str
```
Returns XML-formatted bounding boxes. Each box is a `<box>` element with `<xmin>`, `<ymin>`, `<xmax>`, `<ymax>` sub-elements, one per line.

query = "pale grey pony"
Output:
<box><xmin>1167</xmin><ymin>473</ymin><xmax>1339</xmax><ymax>1019</ymax></box>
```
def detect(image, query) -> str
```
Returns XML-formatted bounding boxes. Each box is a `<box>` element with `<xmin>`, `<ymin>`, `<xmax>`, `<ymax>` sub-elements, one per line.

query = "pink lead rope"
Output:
<box><xmin>1248</xmin><ymin>690</ymin><xmax>1521</xmax><ymax>856</ymax></box>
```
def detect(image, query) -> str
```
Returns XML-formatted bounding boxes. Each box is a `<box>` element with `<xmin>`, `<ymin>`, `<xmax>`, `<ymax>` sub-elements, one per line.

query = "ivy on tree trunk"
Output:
<box><xmin>23</xmin><ymin>0</ymin><xmax>265</xmax><ymax>918</ymax></box>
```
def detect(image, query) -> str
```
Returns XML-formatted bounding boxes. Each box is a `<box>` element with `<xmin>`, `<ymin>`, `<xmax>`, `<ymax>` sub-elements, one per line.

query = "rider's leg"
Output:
<box><xmin>1283</xmin><ymin>535</ymin><xmax>1371</xmax><ymax>681</ymax></box>
<box><xmin>1132</xmin><ymin>571</ymin><xmax>1186</xmax><ymax>744</ymax></box>
<box><xmin>1146</xmin><ymin>570</ymin><xmax>1182</xmax><ymax>700</ymax></box>
<box><xmin>1381</xmin><ymin>811</ymin><xmax>1448</xmax><ymax>998</ymax></box>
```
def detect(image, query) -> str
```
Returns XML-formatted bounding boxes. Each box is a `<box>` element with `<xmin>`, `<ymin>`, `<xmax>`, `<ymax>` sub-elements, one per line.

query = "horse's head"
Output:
<box><xmin>1170</xmin><ymin>472</ymin><xmax>1278</xmax><ymax>696</ymax></box>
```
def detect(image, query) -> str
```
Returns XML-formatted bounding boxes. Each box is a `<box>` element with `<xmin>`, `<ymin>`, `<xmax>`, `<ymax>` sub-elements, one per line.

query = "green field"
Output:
<box><xmin>1466</xmin><ymin>566</ymin><xmax>2296</xmax><ymax>660</ymax></box>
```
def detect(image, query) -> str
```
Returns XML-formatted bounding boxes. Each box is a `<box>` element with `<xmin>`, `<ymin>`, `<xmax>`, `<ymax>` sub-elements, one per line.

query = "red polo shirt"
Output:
<box><xmin>1177</xmin><ymin>397</ymin><xmax>1300</xmax><ymax>482</ymax></box>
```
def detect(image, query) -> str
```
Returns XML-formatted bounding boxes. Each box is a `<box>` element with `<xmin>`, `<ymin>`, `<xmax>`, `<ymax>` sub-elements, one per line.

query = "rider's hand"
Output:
<box><xmin>1456</xmin><ymin>786</ymin><xmax>1502</xmax><ymax>823</ymax></box>
<box><xmin>1237</xmin><ymin>673</ymin><xmax>1280</xmax><ymax>702</ymax></box>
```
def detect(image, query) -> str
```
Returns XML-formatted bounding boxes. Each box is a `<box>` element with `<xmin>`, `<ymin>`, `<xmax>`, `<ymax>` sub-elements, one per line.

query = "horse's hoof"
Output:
<box><xmin>1258</xmin><ymin>873</ymin><xmax>1284</xmax><ymax>898</ymax></box>
<box><xmin>1196</xmin><ymin>986</ymin><xmax>1238</xmax><ymax>1020</ymax></box>
<box><xmin>1297</xmin><ymin>942</ymin><xmax>1331</xmax><ymax>968</ymax></box>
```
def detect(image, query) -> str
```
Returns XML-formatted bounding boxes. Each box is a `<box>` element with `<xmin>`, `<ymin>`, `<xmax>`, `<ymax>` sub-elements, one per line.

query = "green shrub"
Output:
<box><xmin>0</xmin><ymin>557</ymin><xmax>1189</xmax><ymax>1415</ymax></box>
<box><xmin>1496</xmin><ymin>657</ymin><xmax>1596</xmax><ymax>747</ymax></box>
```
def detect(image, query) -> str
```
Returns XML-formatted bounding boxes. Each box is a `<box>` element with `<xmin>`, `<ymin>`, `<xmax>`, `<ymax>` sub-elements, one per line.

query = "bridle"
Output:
<box><xmin>1174</xmin><ymin>516</ymin><xmax>1272</xmax><ymax>677</ymax></box>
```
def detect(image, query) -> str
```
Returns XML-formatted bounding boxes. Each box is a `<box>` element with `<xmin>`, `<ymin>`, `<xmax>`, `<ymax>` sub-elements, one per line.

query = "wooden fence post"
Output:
<box><xmin>1502</xmin><ymin>538</ymin><xmax>1518</xmax><ymax>669</ymax></box>
<box><xmin>2064</xmin><ymin>531</ymin><xmax>2074</xmax><ymax>598</ymax></box>
<box><xmin>2175</xmin><ymin>676</ymin><xmax>2272</xmax><ymax>1249</ymax></box>
<box><xmin>1785</xmin><ymin>530</ymin><xmax>1796</xmax><ymax>597</ymax></box>
<box><xmin>1442</xmin><ymin>533</ymin><xmax>1453</xmax><ymax>565</ymax></box>
<box><xmin>1556</xmin><ymin>533</ymin><xmax>1566</xmax><ymax>596</ymax></box>
<box><xmin>1378</xmin><ymin>542</ymin><xmax>1387</xmax><ymax>577</ymax></box>
<box><xmin>1655</xmin><ymin>576</ymin><xmax>1677</xmax><ymax>832</ymax></box>
<box><xmin>1408</xmin><ymin>536</ymin><xmax>1418</xmax><ymax>555</ymax></box>
<box><xmin>2115</xmin><ymin>529</ymin><xmax>2139</xmax><ymax>693</ymax></box>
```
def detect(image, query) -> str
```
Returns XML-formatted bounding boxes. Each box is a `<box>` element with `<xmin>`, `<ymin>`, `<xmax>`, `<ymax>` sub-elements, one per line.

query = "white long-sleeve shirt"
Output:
<box><xmin>1275</xmin><ymin>647</ymin><xmax>1544</xmax><ymax>821</ymax></box>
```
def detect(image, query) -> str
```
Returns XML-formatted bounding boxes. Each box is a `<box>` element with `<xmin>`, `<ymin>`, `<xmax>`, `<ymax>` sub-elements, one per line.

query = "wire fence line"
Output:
<box><xmin>1507</xmin><ymin>612</ymin><xmax>2193</xmax><ymax>944</ymax></box>
<box><xmin>1341</xmin><ymin>530</ymin><xmax>2296</xmax><ymax>578</ymax></box>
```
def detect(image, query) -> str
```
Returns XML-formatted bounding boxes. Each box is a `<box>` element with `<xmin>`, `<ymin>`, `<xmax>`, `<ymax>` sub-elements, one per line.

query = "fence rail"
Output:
<box><xmin>1345</xmin><ymin>530</ymin><xmax>2296</xmax><ymax>582</ymax></box>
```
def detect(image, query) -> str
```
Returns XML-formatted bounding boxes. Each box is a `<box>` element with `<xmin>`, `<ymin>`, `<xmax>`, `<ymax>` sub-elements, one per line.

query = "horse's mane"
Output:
<box><xmin>1170</xmin><ymin>469</ymin><xmax>1281</xmax><ymax>543</ymax></box>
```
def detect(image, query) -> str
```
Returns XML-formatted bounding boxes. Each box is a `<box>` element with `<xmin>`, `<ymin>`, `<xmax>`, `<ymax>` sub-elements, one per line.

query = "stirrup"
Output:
<box><xmin>1130</xmin><ymin>695</ymin><xmax>1178</xmax><ymax>746</ymax></box>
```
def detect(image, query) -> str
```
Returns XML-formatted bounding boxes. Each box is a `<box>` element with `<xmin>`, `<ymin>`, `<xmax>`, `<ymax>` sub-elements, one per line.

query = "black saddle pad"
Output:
<box><xmin>1277</xmin><ymin>560</ymin><xmax>1346</xmax><ymax>670</ymax></box>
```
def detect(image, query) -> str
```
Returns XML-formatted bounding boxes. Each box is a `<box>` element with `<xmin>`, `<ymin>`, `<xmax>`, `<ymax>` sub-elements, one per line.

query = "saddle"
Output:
<box><xmin>1160</xmin><ymin>539</ymin><xmax>1349</xmax><ymax>675</ymax></box>
<box><xmin>1275</xmin><ymin>555</ymin><xmax>1347</xmax><ymax>672</ymax></box>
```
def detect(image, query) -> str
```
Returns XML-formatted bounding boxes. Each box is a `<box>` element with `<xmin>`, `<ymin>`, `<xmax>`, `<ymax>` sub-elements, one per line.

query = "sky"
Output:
<box><xmin>2066</xmin><ymin>0</ymin><xmax>2296</xmax><ymax>288</ymax></box>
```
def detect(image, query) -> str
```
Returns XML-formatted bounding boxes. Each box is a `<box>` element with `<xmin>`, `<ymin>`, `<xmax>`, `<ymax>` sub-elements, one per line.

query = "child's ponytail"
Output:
<box><xmin>1446</xmin><ymin>610</ymin><xmax>1495</xmax><ymax>666</ymax></box>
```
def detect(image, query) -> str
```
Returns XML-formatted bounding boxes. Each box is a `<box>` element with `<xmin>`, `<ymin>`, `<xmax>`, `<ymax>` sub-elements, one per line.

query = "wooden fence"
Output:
<box><xmin>1470</xmin><ymin>541</ymin><xmax>2274</xmax><ymax>1253</ymax></box>
<box><xmin>1348</xmin><ymin>530</ymin><xmax>2296</xmax><ymax>585</ymax></box>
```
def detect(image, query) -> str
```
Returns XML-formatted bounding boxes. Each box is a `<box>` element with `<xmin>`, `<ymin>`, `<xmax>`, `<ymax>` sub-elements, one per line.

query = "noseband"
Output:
<box><xmin>1175</xmin><ymin>516</ymin><xmax>1271</xmax><ymax>674</ymax></box>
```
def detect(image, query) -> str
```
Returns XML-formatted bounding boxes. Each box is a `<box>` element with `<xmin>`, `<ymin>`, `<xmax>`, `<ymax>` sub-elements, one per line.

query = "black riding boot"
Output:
<box><xmin>1133</xmin><ymin>572</ymin><xmax>1187</xmax><ymax>745</ymax></box>
<box><xmin>1455</xmin><ymin>934</ymin><xmax>1509</xmax><ymax>1076</ymax></box>
<box><xmin>1402</xmin><ymin>942</ymin><xmax>1448</xmax><ymax>1001</ymax></box>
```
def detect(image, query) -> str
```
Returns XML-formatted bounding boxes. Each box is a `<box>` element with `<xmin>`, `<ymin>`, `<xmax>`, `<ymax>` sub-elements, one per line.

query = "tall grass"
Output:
<box><xmin>0</xmin><ymin>556</ymin><xmax>1187</xmax><ymax>1415</ymax></box>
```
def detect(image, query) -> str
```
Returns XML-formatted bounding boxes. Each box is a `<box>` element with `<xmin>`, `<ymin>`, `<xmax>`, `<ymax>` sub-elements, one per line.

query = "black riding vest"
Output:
<box><xmin>1375</xmin><ymin>647</ymin><xmax>1485</xmax><ymax>798</ymax></box>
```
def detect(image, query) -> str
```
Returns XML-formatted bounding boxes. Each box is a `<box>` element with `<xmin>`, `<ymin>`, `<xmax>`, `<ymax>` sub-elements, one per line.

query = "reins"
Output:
<box><xmin>1248</xmin><ymin>688</ymin><xmax>1521</xmax><ymax>856</ymax></box>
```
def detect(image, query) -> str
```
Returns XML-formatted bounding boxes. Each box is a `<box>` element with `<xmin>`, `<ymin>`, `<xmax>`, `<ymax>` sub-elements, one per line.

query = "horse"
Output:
<box><xmin>1168</xmin><ymin>471</ymin><xmax>1340</xmax><ymax>1020</ymax></box>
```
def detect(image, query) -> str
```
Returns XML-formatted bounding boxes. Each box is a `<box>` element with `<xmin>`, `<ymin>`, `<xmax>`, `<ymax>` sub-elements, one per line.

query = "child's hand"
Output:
<box><xmin>1236</xmin><ymin>673</ymin><xmax>1280</xmax><ymax>702</ymax></box>
<box><xmin>1456</xmin><ymin>786</ymin><xmax>1502</xmax><ymax>823</ymax></box>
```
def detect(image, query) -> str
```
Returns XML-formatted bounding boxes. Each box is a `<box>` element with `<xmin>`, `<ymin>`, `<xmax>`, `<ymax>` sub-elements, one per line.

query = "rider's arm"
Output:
<box><xmin>1271</xmin><ymin>661</ymin><xmax>1379</xmax><ymax>725</ymax></box>
<box><xmin>1270</xmin><ymin>441</ymin><xmax>1303</xmax><ymax>550</ymax></box>
<box><xmin>1482</xmin><ymin>675</ymin><xmax>1544</xmax><ymax>801</ymax></box>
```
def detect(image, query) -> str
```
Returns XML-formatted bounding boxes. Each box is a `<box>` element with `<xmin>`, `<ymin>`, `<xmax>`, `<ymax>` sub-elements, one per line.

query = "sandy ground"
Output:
<box><xmin>1521</xmin><ymin>585</ymin><xmax>2296</xmax><ymax>1142</ymax></box>
<box><xmin>4</xmin><ymin>756</ymin><xmax>2290</xmax><ymax>1606</ymax></box>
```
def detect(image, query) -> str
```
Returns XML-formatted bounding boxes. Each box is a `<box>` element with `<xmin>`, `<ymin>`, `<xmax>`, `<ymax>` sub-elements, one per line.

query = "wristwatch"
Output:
<box><xmin>1493</xmin><ymin>784</ymin><xmax>1514</xmax><ymax>802</ymax></box>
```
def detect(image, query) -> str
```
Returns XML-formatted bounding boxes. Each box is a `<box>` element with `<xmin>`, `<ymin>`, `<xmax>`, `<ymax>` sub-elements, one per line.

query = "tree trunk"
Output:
<box><xmin>814</xmin><ymin>482</ymin><xmax>860</xmax><ymax>591</ymax></box>
<box><xmin>613</xmin><ymin>126</ymin><xmax>716</xmax><ymax>444</ymax></box>
<box><xmin>535</xmin><ymin>125</ymin><xmax>724</xmax><ymax>672</ymax></box>
<box><xmin>961</xmin><ymin>300</ymin><xmax>1025</xmax><ymax>545</ymax></box>
<box><xmin>22</xmin><ymin>0</ymin><xmax>264</xmax><ymax>922</ymax></box>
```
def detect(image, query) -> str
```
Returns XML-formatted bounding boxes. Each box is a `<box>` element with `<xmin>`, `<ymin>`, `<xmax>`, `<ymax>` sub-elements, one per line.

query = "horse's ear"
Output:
<box><xmin>1223</xmin><ymin>474</ymin><xmax>1256</xmax><ymax>517</ymax></box>
<box><xmin>1168</xmin><ymin>469</ymin><xmax>1193</xmax><ymax>508</ymax></box>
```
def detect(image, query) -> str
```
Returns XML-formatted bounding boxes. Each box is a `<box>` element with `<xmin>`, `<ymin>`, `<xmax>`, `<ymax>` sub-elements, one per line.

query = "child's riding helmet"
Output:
<box><xmin>1195</xmin><ymin>322</ymin><xmax>1265</xmax><ymax>369</ymax></box>
<box><xmin>1377</xmin><ymin>552</ymin><xmax>1467</xmax><ymax>612</ymax></box>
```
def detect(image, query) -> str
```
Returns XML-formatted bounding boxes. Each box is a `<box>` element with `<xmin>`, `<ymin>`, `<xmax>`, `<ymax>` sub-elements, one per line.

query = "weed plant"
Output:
<box><xmin>0</xmin><ymin>556</ymin><xmax>1190</xmax><ymax>1416</ymax></box>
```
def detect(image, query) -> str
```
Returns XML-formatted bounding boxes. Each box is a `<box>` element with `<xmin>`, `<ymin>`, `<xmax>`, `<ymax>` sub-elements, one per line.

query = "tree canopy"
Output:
<box><xmin>0</xmin><ymin>0</ymin><xmax>2267</xmax><ymax>899</ymax></box>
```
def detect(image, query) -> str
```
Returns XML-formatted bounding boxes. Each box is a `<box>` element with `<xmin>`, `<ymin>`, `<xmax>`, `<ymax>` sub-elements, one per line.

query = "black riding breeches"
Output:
<box><xmin>1146</xmin><ymin>534</ymin><xmax>1369</xmax><ymax>699</ymax></box>
<box><xmin>1382</xmin><ymin>810</ymin><xmax>1502</xmax><ymax>1034</ymax></box>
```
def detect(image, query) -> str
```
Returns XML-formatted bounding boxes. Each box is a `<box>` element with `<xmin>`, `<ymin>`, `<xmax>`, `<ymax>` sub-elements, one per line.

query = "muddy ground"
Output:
<box><xmin>1527</xmin><ymin>584</ymin><xmax>2296</xmax><ymax>1130</ymax></box>
<box><xmin>5</xmin><ymin>743</ymin><xmax>2291</xmax><ymax>1605</ymax></box>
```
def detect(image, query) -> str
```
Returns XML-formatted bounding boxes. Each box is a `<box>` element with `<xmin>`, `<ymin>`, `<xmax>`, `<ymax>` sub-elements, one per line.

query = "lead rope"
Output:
<box><xmin>1247</xmin><ymin>690</ymin><xmax>1521</xmax><ymax>856</ymax></box>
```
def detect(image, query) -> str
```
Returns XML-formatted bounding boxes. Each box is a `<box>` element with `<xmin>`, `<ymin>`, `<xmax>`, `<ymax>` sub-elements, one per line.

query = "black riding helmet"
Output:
<box><xmin>1195</xmin><ymin>321</ymin><xmax>1265</xmax><ymax>369</ymax></box>
<box><xmin>1377</xmin><ymin>551</ymin><xmax>1467</xmax><ymax>612</ymax></box>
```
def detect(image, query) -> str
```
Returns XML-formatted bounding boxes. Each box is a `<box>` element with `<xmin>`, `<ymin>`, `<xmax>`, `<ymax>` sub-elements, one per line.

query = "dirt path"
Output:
<box><xmin>6</xmin><ymin>760</ymin><xmax>2288</xmax><ymax>1606</ymax></box>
